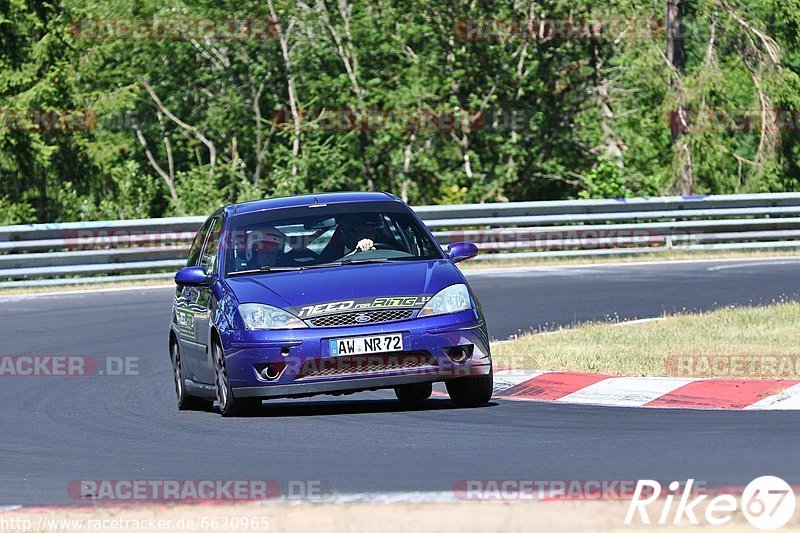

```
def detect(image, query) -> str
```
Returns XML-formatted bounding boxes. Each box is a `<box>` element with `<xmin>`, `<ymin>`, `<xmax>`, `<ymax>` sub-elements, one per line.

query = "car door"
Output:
<box><xmin>175</xmin><ymin>218</ymin><xmax>212</xmax><ymax>382</ymax></box>
<box><xmin>189</xmin><ymin>214</ymin><xmax>223</xmax><ymax>384</ymax></box>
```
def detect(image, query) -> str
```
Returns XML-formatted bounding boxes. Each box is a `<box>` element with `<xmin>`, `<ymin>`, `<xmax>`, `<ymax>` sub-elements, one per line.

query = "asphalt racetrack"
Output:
<box><xmin>1</xmin><ymin>258</ymin><xmax>799</xmax><ymax>505</ymax></box>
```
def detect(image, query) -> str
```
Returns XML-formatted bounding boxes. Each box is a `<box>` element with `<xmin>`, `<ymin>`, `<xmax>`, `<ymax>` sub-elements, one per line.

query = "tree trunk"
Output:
<box><xmin>269</xmin><ymin>0</ymin><xmax>301</xmax><ymax>183</ymax></box>
<box><xmin>39</xmin><ymin>169</ymin><xmax>47</xmax><ymax>221</ymax></box>
<box><xmin>666</xmin><ymin>0</ymin><xmax>692</xmax><ymax>194</ymax></box>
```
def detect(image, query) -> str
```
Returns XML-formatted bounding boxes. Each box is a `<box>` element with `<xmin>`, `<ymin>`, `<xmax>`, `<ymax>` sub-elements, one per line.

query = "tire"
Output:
<box><xmin>172</xmin><ymin>342</ymin><xmax>211</xmax><ymax>411</ymax></box>
<box><xmin>212</xmin><ymin>340</ymin><xmax>261</xmax><ymax>417</ymax></box>
<box><xmin>445</xmin><ymin>368</ymin><xmax>493</xmax><ymax>408</ymax></box>
<box><xmin>394</xmin><ymin>382</ymin><xmax>432</xmax><ymax>404</ymax></box>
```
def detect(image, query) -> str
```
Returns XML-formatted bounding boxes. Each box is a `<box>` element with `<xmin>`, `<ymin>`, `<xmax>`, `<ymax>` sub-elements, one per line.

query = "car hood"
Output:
<box><xmin>223</xmin><ymin>259</ymin><xmax>464</xmax><ymax>311</ymax></box>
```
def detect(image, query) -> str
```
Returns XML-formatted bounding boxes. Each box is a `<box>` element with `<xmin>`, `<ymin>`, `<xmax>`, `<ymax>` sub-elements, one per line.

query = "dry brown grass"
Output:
<box><xmin>493</xmin><ymin>302</ymin><xmax>800</xmax><ymax>377</ymax></box>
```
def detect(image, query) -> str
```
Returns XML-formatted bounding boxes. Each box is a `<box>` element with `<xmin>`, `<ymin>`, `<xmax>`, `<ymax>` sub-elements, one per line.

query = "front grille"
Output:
<box><xmin>307</xmin><ymin>309</ymin><xmax>415</xmax><ymax>327</ymax></box>
<box><xmin>296</xmin><ymin>352</ymin><xmax>437</xmax><ymax>379</ymax></box>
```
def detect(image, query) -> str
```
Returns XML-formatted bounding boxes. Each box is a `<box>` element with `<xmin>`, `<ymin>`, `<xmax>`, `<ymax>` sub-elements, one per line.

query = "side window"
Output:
<box><xmin>199</xmin><ymin>217</ymin><xmax>222</xmax><ymax>274</ymax></box>
<box><xmin>404</xmin><ymin>220</ymin><xmax>437</xmax><ymax>257</ymax></box>
<box><xmin>382</xmin><ymin>214</ymin><xmax>406</xmax><ymax>251</ymax></box>
<box><xmin>186</xmin><ymin>220</ymin><xmax>212</xmax><ymax>267</ymax></box>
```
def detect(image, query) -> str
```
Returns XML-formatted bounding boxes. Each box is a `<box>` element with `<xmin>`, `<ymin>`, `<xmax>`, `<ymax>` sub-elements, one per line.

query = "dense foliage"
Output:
<box><xmin>1</xmin><ymin>0</ymin><xmax>799</xmax><ymax>223</ymax></box>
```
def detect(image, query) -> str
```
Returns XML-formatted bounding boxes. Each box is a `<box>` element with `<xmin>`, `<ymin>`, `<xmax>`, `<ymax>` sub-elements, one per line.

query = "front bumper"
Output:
<box><xmin>220</xmin><ymin>309</ymin><xmax>491</xmax><ymax>399</ymax></box>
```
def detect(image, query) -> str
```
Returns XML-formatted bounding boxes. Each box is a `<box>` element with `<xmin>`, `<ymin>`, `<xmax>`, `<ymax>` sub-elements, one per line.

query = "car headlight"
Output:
<box><xmin>239</xmin><ymin>303</ymin><xmax>307</xmax><ymax>330</ymax></box>
<box><xmin>418</xmin><ymin>284</ymin><xmax>473</xmax><ymax>317</ymax></box>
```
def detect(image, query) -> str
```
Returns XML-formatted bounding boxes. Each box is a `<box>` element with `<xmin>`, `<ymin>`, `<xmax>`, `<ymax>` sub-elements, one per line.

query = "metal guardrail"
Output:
<box><xmin>2</xmin><ymin>192</ymin><xmax>800</xmax><ymax>287</ymax></box>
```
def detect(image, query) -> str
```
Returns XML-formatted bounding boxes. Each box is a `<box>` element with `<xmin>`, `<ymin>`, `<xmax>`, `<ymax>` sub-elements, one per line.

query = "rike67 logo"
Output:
<box><xmin>626</xmin><ymin>477</ymin><xmax>796</xmax><ymax>529</ymax></box>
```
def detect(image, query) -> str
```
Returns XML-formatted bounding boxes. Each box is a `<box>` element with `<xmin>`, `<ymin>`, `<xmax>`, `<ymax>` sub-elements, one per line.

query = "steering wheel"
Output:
<box><xmin>343</xmin><ymin>243</ymin><xmax>397</xmax><ymax>260</ymax></box>
<box><xmin>352</xmin><ymin>243</ymin><xmax>394</xmax><ymax>252</ymax></box>
<box><xmin>348</xmin><ymin>242</ymin><xmax>393</xmax><ymax>256</ymax></box>
<box><xmin>283</xmin><ymin>249</ymin><xmax>319</xmax><ymax>263</ymax></box>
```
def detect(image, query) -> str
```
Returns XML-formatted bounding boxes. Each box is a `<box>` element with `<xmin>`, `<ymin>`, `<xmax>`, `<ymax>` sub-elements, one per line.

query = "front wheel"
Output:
<box><xmin>212</xmin><ymin>341</ymin><xmax>262</xmax><ymax>417</ymax></box>
<box><xmin>394</xmin><ymin>382</ymin><xmax>432</xmax><ymax>404</ymax></box>
<box><xmin>445</xmin><ymin>370</ymin><xmax>493</xmax><ymax>407</ymax></box>
<box><xmin>172</xmin><ymin>342</ymin><xmax>211</xmax><ymax>411</ymax></box>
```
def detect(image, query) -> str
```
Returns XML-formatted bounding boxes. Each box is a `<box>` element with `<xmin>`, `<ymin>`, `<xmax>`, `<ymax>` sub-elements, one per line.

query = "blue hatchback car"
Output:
<box><xmin>169</xmin><ymin>192</ymin><xmax>492</xmax><ymax>416</ymax></box>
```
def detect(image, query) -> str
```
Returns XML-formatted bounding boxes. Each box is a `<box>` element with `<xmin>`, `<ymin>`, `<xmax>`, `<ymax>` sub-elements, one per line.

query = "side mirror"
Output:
<box><xmin>447</xmin><ymin>241</ymin><xmax>479</xmax><ymax>263</ymax></box>
<box><xmin>175</xmin><ymin>266</ymin><xmax>209</xmax><ymax>287</ymax></box>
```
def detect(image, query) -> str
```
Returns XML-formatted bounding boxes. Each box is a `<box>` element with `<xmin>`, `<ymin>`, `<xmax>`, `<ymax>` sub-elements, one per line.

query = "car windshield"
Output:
<box><xmin>224</xmin><ymin>202</ymin><xmax>443</xmax><ymax>275</ymax></box>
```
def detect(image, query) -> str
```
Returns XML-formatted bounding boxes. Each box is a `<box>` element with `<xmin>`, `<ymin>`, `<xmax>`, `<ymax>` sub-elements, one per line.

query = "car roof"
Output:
<box><xmin>227</xmin><ymin>192</ymin><xmax>401</xmax><ymax>216</ymax></box>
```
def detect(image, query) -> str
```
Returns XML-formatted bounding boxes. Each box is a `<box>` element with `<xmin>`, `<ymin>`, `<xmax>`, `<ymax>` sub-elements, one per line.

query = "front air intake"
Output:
<box><xmin>296</xmin><ymin>352</ymin><xmax>437</xmax><ymax>379</ymax></box>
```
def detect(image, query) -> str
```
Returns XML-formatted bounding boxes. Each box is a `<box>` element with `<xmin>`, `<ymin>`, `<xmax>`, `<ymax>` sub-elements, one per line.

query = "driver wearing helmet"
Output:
<box><xmin>245</xmin><ymin>227</ymin><xmax>286</xmax><ymax>269</ymax></box>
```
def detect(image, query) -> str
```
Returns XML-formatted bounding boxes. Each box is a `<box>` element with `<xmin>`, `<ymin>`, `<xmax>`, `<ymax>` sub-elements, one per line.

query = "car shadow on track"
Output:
<box><xmin>219</xmin><ymin>398</ymin><xmax>501</xmax><ymax>418</ymax></box>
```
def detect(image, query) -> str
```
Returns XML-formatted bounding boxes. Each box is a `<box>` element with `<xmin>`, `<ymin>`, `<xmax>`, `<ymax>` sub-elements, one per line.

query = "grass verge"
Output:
<box><xmin>0</xmin><ymin>278</ymin><xmax>172</xmax><ymax>296</ymax></box>
<box><xmin>492</xmin><ymin>302</ymin><xmax>800</xmax><ymax>378</ymax></box>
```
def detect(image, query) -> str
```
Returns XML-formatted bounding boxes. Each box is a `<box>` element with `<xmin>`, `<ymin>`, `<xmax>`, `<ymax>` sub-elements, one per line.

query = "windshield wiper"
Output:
<box><xmin>227</xmin><ymin>266</ymin><xmax>302</xmax><ymax>277</ymax></box>
<box><xmin>339</xmin><ymin>257</ymin><xmax>392</xmax><ymax>265</ymax></box>
<box><xmin>228</xmin><ymin>258</ymin><xmax>396</xmax><ymax>276</ymax></box>
<box><xmin>293</xmin><ymin>262</ymin><xmax>345</xmax><ymax>269</ymax></box>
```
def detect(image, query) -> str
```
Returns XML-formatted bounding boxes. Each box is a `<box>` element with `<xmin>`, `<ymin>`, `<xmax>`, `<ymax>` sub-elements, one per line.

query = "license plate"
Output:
<box><xmin>329</xmin><ymin>333</ymin><xmax>404</xmax><ymax>356</ymax></box>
